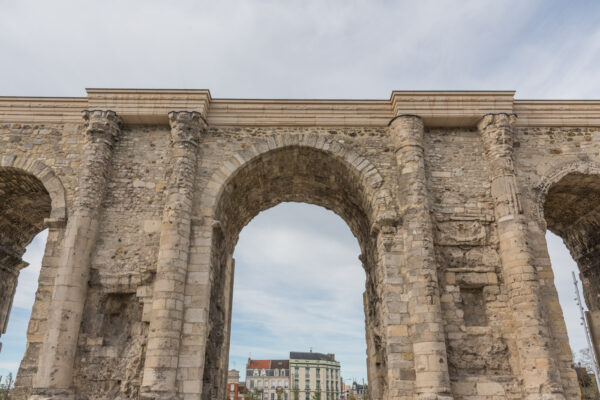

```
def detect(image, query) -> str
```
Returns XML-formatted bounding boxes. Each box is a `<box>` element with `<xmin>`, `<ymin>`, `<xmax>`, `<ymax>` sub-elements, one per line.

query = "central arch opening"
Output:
<box><xmin>203</xmin><ymin>144</ymin><xmax>386</xmax><ymax>400</ymax></box>
<box><xmin>230</xmin><ymin>202</ymin><xmax>366</xmax><ymax>400</ymax></box>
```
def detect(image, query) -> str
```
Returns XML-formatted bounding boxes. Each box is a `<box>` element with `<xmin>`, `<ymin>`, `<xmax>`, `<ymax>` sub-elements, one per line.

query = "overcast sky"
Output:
<box><xmin>1</xmin><ymin>0</ymin><xmax>600</xmax><ymax>383</ymax></box>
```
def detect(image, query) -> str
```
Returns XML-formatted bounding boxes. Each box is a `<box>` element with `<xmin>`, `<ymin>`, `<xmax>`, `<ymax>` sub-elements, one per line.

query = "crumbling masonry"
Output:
<box><xmin>1</xmin><ymin>90</ymin><xmax>600</xmax><ymax>399</ymax></box>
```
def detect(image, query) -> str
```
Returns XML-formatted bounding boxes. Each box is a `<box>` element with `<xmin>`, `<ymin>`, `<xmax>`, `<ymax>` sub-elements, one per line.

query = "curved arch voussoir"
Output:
<box><xmin>201</xmin><ymin>134</ymin><xmax>385</xmax><ymax>218</ymax></box>
<box><xmin>0</xmin><ymin>155</ymin><xmax>67</xmax><ymax>221</ymax></box>
<box><xmin>533</xmin><ymin>159</ymin><xmax>600</xmax><ymax>225</ymax></box>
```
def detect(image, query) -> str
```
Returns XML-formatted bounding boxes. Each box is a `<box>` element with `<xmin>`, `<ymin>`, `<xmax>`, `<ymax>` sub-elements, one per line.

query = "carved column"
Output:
<box><xmin>31</xmin><ymin>110</ymin><xmax>121</xmax><ymax>399</ymax></box>
<box><xmin>0</xmin><ymin>249</ymin><xmax>27</xmax><ymax>352</ymax></box>
<box><xmin>389</xmin><ymin>115</ymin><xmax>452</xmax><ymax>400</ymax></box>
<box><xmin>478</xmin><ymin>113</ymin><xmax>565</xmax><ymax>400</ymax></box>
<box><xmin>141</xmin><ymin>111</ymin><xmax>206</xmax><ymax>399</ymax></box>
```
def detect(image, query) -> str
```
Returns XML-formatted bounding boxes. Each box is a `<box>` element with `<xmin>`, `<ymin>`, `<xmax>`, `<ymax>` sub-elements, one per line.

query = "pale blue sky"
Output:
<box><xmin>1</xmin><ymin>0</ymin><xmax>600</xmax><ymax>383</ymax></box>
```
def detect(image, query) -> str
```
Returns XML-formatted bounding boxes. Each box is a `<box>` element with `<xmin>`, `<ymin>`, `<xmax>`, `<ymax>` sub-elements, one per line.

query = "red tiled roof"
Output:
<box><xmin>247</xmin><ymin>360</ymin><xmax>270</xmax><ymax>369</ymax></box>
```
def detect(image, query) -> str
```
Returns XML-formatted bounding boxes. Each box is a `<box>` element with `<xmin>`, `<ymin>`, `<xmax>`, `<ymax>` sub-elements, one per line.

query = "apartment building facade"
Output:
<box><xmin>246</xmin><ymin>359</ymin><xmax>291</xmax><ymax>400</ymax></box>
<box><xmin>290</xmin><ymin>352</ymin><xmax>341</xmax><ymax>400</ymax></box>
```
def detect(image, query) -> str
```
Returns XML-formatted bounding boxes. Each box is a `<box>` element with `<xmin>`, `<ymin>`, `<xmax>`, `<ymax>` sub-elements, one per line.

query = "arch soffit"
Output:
<box><xmin>532</xmin><ymin>159</ymin><xmax>600</xmax><ymax>226</ymax></box>
<box><xmin>201</xmin><ymin>134</ymin><xmax>390</xmax><ymax>226</ymax></box>
<box><xmin>0</xmin><ymin>155</ymin><xmax>67</xmax><ymax>222</ymax></box>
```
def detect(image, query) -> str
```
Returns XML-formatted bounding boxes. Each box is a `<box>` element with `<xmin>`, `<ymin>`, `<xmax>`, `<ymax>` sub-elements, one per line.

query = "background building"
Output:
<box><xmin>350</xmin><ymin>382</ymin><xmax>367</xmax><ymax>399</ymax></box>
<box><xmin>246</xmin><ymin>359</ymin><xmax>290</xmax><ymax>400</ymax></box>
<box><xmin>228</xmin><ymin>370</ymin><xmax>243</xmax><ymax>400</ymax></box>
<box><xmin>290</xmin><ymin>351</ymin><xmax>340</xmax><ymax>400</ymax></box>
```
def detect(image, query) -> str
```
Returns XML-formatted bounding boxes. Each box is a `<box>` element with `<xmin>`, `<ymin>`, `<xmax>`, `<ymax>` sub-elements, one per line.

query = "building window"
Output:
<box><xmin>285</xmin><ymin>393</ymin><xmax>288</xmax><ymax>400</ymax></box>
<box><xmin>250</xmin><ymin>380</ymin><xmax>254</xmax><ymax>389</ymax></box>
<box><xmin>305</xmin><ymin>380</ymin><xmax>310</xmax><ymax>389</ymax></box>
<box><xmin>305</xmin><ymin>368</ymin><xmax>309</xmax><ymax>377</ymax></box>
<box><xmin>316</xmin><ymin>381</ymin><xmax>320</xmax><ymax>390</ymax></box>
<box><xmin>275</xmin><ymin>369</ymin><xmax>279</xmax><ymax>377</ymax></box>
<box><xmin>295</xmin><ymin>379</ymin><xmax>299</xmax><ymax>389</ymax></box>
<box><xmin>271</xmin><ymin>393</ymin><xmax>275</xmax><ymax>400</ymax></box>
<box><xmin>305</xmin><ymin>392</ymin><xmax>310</xmax><ymax>400</ymax></box>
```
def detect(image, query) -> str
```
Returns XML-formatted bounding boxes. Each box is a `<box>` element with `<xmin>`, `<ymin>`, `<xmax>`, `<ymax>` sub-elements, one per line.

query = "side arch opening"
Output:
<box><xmin>0</xmin><ymin>167</ymin><xmax>52</xmax><ymax>351</ymax></box>
<box><xmin>538</xmin><ymin>171</ymin><xmax>600</xmax><ymax>396</ymax></box>
<box><xmin>0</xmin><ymin>160</ymin><xmax>67</xmax><ymax>397</ymax></box>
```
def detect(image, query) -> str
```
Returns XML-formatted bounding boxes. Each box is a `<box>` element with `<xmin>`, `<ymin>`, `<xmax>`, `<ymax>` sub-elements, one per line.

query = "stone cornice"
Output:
<box><xmin>207</xmin><ymin>98</ymin><xmax>391</xmax><ymax>126</ymax></box>
<box><xmin>513</xmin><ymin>100</ymin><xmax>600</xmax><ymax>127</ymax></box>
<box><xmin>390</xmin><ymin>91</ymin><xmax>516</xmax><ymax>127</ymax></box>
<box><xmin>0</xmin><ymin>97</ymin><xmax>86</xmax><ymax>124</ymax></box>
<box><xmin>86</xmin><ymin>88</ymin><xmax>212</xmax><ymax>124</ymax></box>
<box><xmin>1</xmin><ymin>89</ymin><xmax>600</xmax><ymax>127</ymax></box>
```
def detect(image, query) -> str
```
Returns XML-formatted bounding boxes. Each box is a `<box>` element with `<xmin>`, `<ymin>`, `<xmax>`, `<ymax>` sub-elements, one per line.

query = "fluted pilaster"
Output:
<box><xmin>389</xmin><ymin>115</ymin><xmax>453</xmax><ymax>400</ymax></box>
<box><xmin>141</xmin><ymin>111</ymin><xmax>206</xmax><ymax>399</ymax></box>
<box><xmin>31</xmin><ymin>110</ymin><xmax>121</xmax><ymax>399</ymax></box>
<box><xmin>479</xmin><ymin>113</ymin><xmax>565</xmax><ymax>400</ymax></box>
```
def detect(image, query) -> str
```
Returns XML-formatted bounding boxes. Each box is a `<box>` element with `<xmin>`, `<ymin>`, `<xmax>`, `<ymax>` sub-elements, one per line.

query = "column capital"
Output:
<box><xmin>388</xmin><ymin>114</ymin><xmax>424</xmax><ymax>128</ymax></box>
<box><xmin>388</xmin><ymin>114</ymin><xmax>424</xmax><ymax>150</ymax></box>
<box><xmin>82</xmin><ymin>110</ymin><xmax>122</xmax><ymax>141</ymax></box>
<box><xmin>478</xmin><ymin>113</ymin><xmax>518</xmax><ymax>164</ymax></box>
<box><xmin>168</xmin><ymin>111</ymin><xmax>207</xmax><ymax>146</ymax></box>
<box><xmin>477</xmin><ymin>112</ymin><xmax>517</xmax><ymax>132</ymax></box>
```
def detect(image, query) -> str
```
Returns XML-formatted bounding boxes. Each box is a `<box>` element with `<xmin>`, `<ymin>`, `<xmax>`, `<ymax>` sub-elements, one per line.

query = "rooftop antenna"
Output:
<box><xmin>572</xmin><ymin>271</ymin><xmax>600</xmax><ymax>392</ymax></box>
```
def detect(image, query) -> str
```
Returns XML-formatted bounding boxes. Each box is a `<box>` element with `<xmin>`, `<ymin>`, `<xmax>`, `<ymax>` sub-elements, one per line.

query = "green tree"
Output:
<box><xmin>276</xmin><ymin>387</ymin><xmax>284</xmax><ymax>400</ymax></box>
<box><xmin>311</xmin><ymin>391</ymin><xmax>321</xmax><ymax>400</ymax></box>
<box><xmin>293</xmin><ymin>387</ymin><xmax>299</xmax><ymax>400</ymax></box>
<box><xmin>245</xmin><ymin>388</ymin><xmax>260</xmax><ymax>400</ymax></box>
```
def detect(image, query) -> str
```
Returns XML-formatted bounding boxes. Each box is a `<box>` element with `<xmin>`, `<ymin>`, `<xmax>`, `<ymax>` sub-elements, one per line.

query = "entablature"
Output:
<box><xmin>1</xmin><ymin>89</ymin><xmax>599</xmax><ymax>128</ymax></box>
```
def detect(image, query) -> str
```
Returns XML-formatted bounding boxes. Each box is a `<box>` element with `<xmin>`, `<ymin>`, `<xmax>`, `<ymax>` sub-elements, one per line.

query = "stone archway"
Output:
<box><xmin>200</xmin><ymin>137</ymin><xmax>390</xmax><ymax>400</ymax></box>
<box><xmin>0</xmin><ymin>156</ymin><xmax>67</xmax><ymax>351</ymax></box>
<box><xmin>534</xmin><ymin>165</ymin><xmax>600</xmax><ymax>365</ymax></box>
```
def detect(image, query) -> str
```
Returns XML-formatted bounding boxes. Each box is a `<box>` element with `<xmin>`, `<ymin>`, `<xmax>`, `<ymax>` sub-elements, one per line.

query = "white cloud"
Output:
<box><xmin>13</xmin><ymin>230</ymin><xmax>48</xmax><ymax>310</ymax></box>
<box><xmin>2</xmin><ymin>0</ymin><xmax>600</xmax><ymax>98</ymax></box>
<box><xmin>231</xmin><ymin>203</ymin><xmax>367</xmax><ymax>380</ymax></box>
<box><xmin>546</xmin><ymin>231</ymin><xmax>588</xmax><ymax>355</ymax></box>
<box><xmin>2</xmin><ymin>0</ymin><xmax>600</xmax><ymax>383</ymax></box>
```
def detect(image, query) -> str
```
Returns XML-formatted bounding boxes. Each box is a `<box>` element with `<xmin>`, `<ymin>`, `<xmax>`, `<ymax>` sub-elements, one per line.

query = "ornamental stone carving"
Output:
<box><xmin>0</xmin><ymin>89</ymin><xmax>597</xmax><ymax>400</ymax></box>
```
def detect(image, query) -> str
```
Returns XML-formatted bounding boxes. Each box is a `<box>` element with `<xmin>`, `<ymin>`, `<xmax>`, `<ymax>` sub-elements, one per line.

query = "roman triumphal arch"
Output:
<box><xmin>1</xmin><ymin>89</ymin><xmax>600</xmax><ymax>400</ymax></box>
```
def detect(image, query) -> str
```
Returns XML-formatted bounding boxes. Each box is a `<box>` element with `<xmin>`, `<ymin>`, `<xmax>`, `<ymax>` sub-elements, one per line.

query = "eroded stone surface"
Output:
<box><xmin>0</xmin><ymin>91</ymin><xmax>598</xmax><ymax>400</ymax></box>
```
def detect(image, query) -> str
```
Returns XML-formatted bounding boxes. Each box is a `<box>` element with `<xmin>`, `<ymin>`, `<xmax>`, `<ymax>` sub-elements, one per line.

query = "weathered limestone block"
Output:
<box><xmin>2</xmin><ymin>90</ymin><xmax>599</xmax><ymax>400</ymax></box>
<box><xmin>31</xmin><ymin>110</ymin><xmax>122</xmax><ymax>400</ymax></box>
<box><xmin>141</xmin><ymin>111</ymin><xmax>207</xmax><ymax>400</ymax></box>
<box><xmin>479</xmin><ymin>113</ymin><xmax>565</xmax><ymax>400</ymax></box>
<box><xmin>0</xmin><ymin>259</ymin><xmax>27</xmax><ymax>350</ymax></box>
<box><xmin>389</xmin><ymin>115</ymin><xmax>453</xmax><ymax>400</ymax></box>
